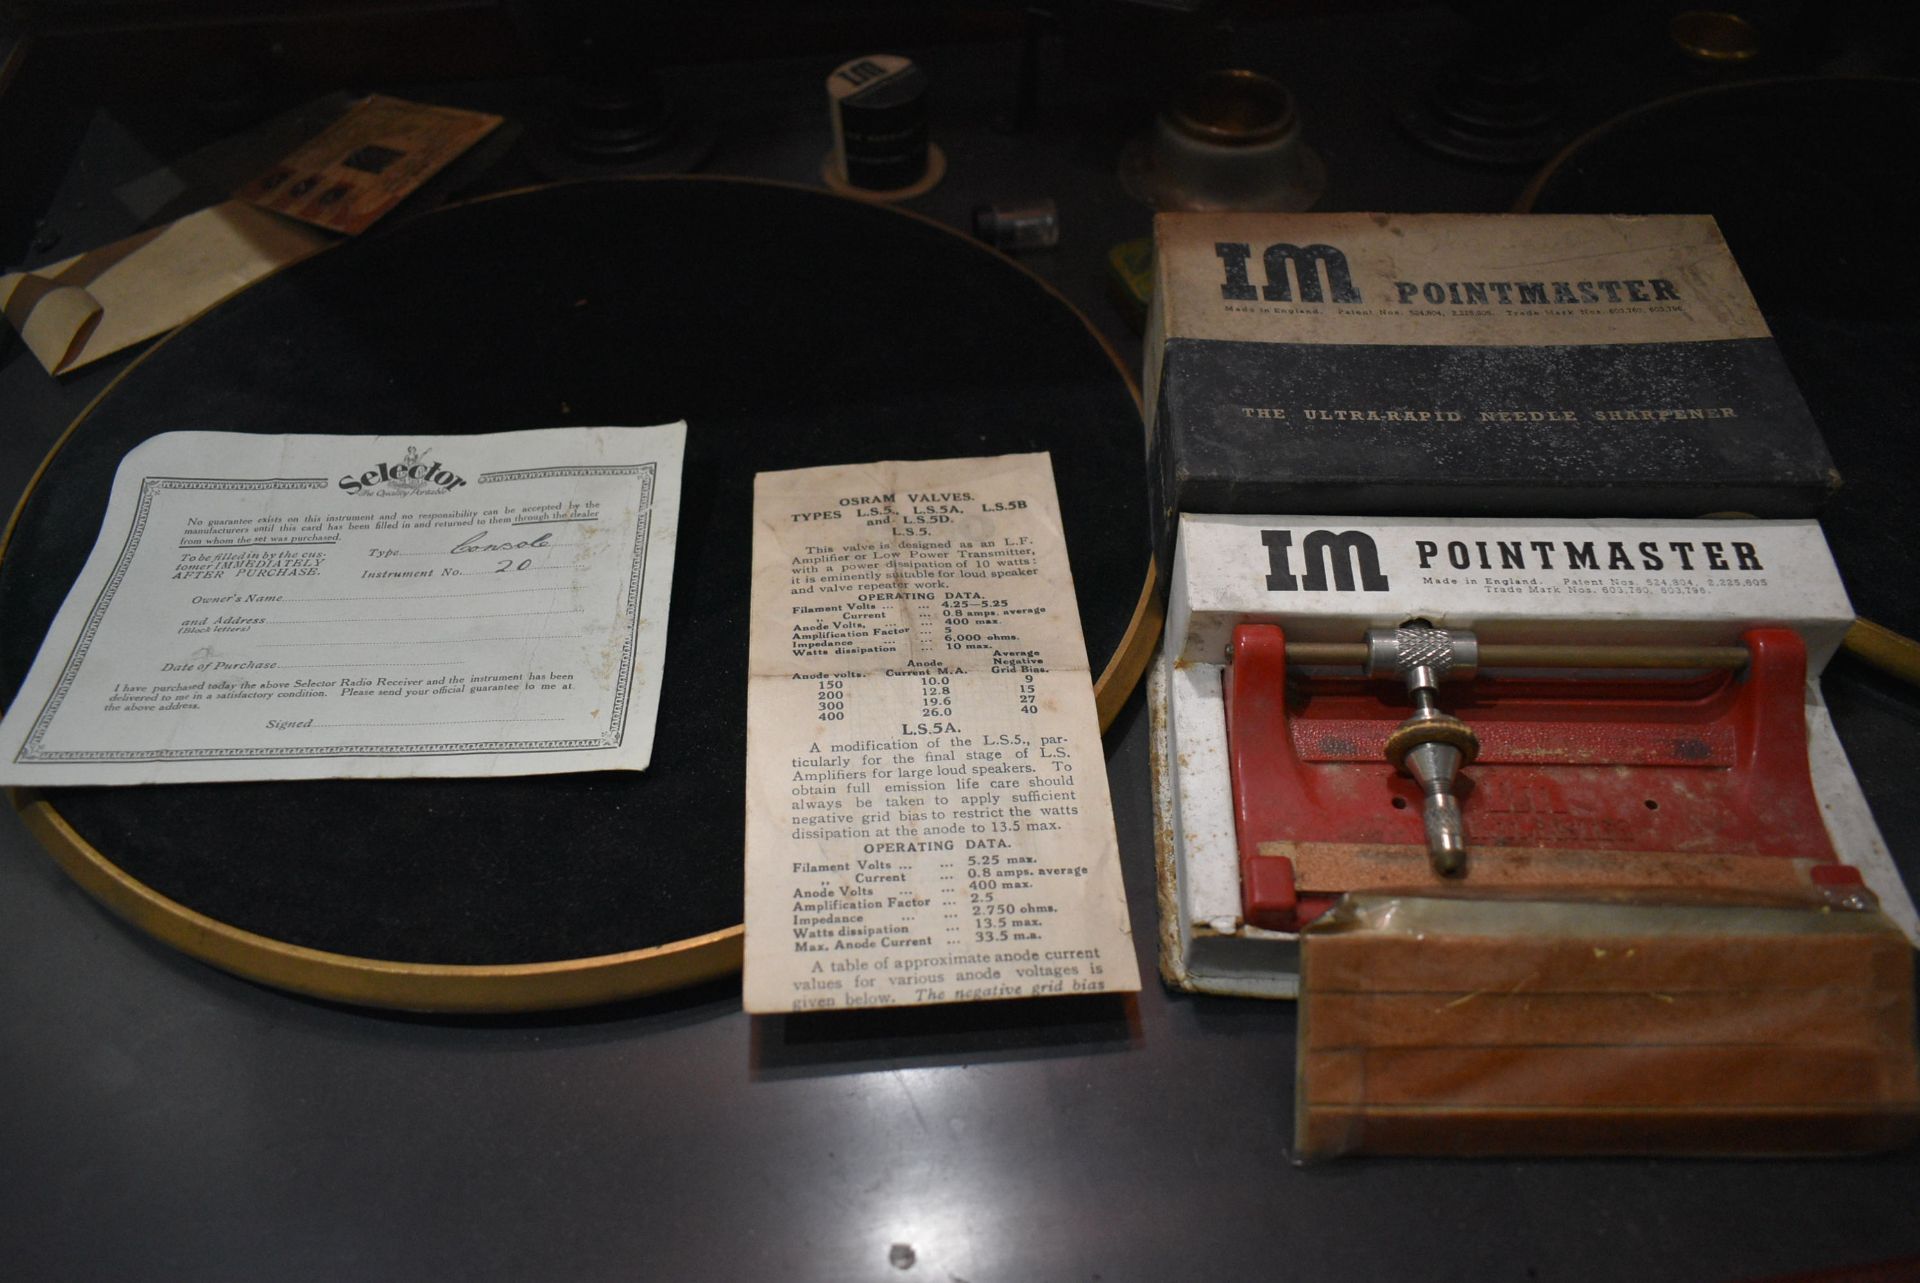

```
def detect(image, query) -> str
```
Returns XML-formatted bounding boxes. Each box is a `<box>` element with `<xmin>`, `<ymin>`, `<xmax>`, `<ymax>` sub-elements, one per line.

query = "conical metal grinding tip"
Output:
<box><xmin>1404</xmin><ymin>740</ymin><xmax>1467</xmax><ymax>877</ymax></box>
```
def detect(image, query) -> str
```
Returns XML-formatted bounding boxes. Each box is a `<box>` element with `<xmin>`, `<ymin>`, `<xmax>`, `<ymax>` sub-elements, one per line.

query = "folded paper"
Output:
<box><xmin>0</xmin><ymin>200</ymin><xmax>329</xmax><ymax>375</ymax></box>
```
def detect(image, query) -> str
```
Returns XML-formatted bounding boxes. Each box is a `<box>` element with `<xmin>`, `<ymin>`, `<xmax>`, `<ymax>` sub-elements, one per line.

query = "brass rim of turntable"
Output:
<box><xmin>0</xmin><ymin>174</ymin><xmax>1158</xmax><ymax>1012</ymax></box>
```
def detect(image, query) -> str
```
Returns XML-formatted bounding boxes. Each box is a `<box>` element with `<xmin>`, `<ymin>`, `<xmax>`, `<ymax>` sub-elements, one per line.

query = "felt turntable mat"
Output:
<box><xmin>0</xmin><ymin>178</ymin><xmax>1152</xmax><ymax>968</ymax></box>
<box><xmin>1522</xmin><ymin>76</ymin><xmax>1920</xmax><ymax>644</ymax></box>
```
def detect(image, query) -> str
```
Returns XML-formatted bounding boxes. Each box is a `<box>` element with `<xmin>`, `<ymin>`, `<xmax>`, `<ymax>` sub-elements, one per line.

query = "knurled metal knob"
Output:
<box><xmin>1366</xmin><ymin>625</ymin><xmax>1480</xmax><ymax>684</ymax></box>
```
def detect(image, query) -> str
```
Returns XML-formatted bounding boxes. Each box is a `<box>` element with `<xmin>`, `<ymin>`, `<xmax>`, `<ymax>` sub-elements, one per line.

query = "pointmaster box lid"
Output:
<box><xmin>1143</xmin><ymin>213</ymin><xmax>1839</xmax><ymax>568</ymax></box>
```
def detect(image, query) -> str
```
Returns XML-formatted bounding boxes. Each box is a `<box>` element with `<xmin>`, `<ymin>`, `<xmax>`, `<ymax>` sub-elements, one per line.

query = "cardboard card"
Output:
<box><xmin>237</xmin><ymin>94</ymin><xmax>501</xmax><ymax>235</ymax></box>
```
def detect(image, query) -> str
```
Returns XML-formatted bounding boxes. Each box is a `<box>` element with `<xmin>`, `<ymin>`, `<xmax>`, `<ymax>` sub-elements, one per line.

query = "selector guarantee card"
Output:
<box><xmin>743</xmin><ymin>452</ymin><xmax>1141</xmax><ymax>1014</ymax></box>
<box><xmin>0</xmin><ymin>425</ymin><xmax>684</xmax><ymax>785</ymax></box>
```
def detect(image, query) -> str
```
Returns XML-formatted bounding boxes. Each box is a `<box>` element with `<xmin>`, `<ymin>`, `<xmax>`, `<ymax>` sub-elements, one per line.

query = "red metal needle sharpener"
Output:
<box><xmin>1223</xmin><ymin>623</ymin><xmax>1861</xmax><ymax>932</ymax></box>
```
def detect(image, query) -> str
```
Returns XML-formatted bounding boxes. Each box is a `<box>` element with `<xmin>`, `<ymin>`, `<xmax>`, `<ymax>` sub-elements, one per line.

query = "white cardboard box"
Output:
<box><xmin>1153</xmin><ymin>514</ymin><xmax>1918</xmax><ymax>998</ymax></box>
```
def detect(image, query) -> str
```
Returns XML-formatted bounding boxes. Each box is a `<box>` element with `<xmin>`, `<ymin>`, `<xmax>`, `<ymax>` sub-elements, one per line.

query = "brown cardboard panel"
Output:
<box><xmin>1303</xmin><ymin>987</ymin><xmax>1916</xmax><ymax>1052</ymax></box>
<box><xmin>1302</xmin><ymin>1044</ymin><xmax>1919</xmax><ymax>1109</ymax></box>
<box><xmin>1297</xmin><ymin>1104</ymin><xmax>1920</xmax><ymax>1160</ymax></box>
<box><xmin>1304</xmin><ymin>929</ymin><xmax>1911</xmax><ymax>994</ymax></box>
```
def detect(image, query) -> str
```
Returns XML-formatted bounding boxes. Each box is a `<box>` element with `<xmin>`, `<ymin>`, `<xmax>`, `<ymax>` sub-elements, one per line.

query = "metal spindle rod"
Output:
<box><xmin>1285</xmin><ymin>641</ymin><xmax>1750</xmax><ymax>670</ymax></box>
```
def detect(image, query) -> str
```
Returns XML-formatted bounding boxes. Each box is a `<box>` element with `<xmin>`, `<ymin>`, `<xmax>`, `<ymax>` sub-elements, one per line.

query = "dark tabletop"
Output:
<box><xmin>3</xmin><ymin>9</ymin><xmax>1918</xmax><ymax>1280</ymax></box>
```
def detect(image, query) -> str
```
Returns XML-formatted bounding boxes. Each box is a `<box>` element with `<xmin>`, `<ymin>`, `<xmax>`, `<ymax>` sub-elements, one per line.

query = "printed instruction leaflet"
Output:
<box><xmin>744</xmin><ymin>452</ymin><xmax>1141</xmax><ymax>1013</ymax></box>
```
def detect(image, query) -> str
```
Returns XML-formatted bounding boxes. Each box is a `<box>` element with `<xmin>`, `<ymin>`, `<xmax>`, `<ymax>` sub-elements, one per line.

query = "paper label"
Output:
<box><xmin>1169</xmin><ymin>514</ymin><xmax>1854</xmax><ymax>669</ymax></box>
<box><xmin>0</xmin><ymin>425</ymin><xmax>684</xmax><ymax>784</ymax></box>
<box><xmin>743</xmin><ymin>453</ymin><xmax>1141</xmax><ymax>1013</ymax></box>
<box><xmin>1154</xmin><ymin>212</ymin><xmax>1769</xmax><ymax>348</ymax></box>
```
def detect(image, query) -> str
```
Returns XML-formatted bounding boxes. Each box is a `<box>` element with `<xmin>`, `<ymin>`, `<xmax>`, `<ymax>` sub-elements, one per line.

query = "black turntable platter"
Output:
<box><xmin>0</xmin><ymin>178</ymin><xmax>1156</xmax><ymax>1010</ymax></box>
<box><xmin>1522</xmin><ymin>76</ymin><xmax>1920</xmax><ymax>652</ymax></box>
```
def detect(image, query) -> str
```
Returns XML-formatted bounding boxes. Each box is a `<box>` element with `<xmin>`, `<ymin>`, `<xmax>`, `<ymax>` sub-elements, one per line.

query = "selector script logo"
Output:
<box><xmin>338</xmin><ymin>445</ymin><xmax>467</xmax><ymax>496</ymax></box>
